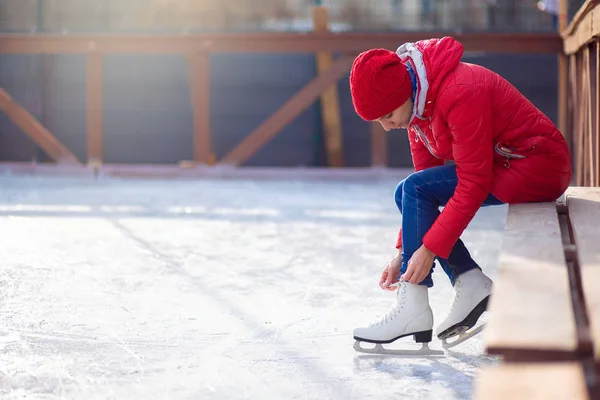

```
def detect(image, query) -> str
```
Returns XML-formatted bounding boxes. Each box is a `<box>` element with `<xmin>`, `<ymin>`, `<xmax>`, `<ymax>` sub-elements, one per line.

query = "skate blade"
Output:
<box><xmin>353</xmin><ymin>340</ymin><xmax>444</xmax><ymax>356</ymax></box>
<box><xmin>441</xmin><ymin>323</ymin><xmax>485</xmax><ymax>349</ymax></box>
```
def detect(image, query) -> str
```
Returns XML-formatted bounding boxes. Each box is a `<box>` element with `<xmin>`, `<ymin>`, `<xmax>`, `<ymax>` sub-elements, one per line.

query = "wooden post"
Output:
<box><xmin>0</xmin><ymin>88</ymin><xmax>79</xmax><ymax>164</ymax></box>
<box><xmin>371</xmin><ymin>122</ymin><xmax>387</xmax><ymax>167</ymax></box>
<box><xmin>558</xmin><ymin>0</ymin><xmax>568</xmax><ymax>141</ymax></box>
<box><xmin>577</xmin><ymin>52</ymin><xmax>585</xmax><ymax>186</ymax></box>
<box><xmin>40</xmin><ymin>54</ymin><xmax>54</xmax><ymax>162</ymax></box>
<box><xmin>558</xmin><ymin>0</ymin><xmax>568</xmax><ymax>32</ymax></box>
<box><xmin>312</xmin><ymin>6</ymin><xmax>344</xmax><ymax>167</ymax></box>
<box><xmin>86</xmin><ymin>52</ymin><xmax>103</xmax><ymax>165</ymax></box>
<box><xmin>585</xmin><ymin>46</ymin><xmax>593</xmax><ymax>186</ymax></box>
<box><xmin>559</xmin><ymin>55</ymin><xmax>569</xmax><ymax>136</ymax></box>
<box><xmin>597</xmin><ymin>40</ymin><xmax>600</xmax><ymax>187</ymax></box>
<box><xmin>569</xmin><ymin>54</ymin><xmax>578</xmax><ymax>178</ymax></box>
<box><xmin>188</xmin><ymin>52</ymin><xmax>214</xmax><ymax>165</ymax></box>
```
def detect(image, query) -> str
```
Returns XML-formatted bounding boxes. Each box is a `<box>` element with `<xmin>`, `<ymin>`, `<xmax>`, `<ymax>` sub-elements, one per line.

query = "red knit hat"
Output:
<box><xmin>350</xmin><ymin>48</ymin><xmax>412</xmax><ymax>121</ymax></box>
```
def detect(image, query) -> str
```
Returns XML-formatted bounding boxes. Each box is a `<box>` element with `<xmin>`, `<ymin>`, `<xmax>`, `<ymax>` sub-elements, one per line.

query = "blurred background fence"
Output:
<box><xmin>0</xmin><ymin>0</ymin><xmax>583</xmax><ymax>33</ymax></box>
<box><xmin>0</xmin><ymin>1</ymin><xmax>581</xmax><ymax>168</ymax></box>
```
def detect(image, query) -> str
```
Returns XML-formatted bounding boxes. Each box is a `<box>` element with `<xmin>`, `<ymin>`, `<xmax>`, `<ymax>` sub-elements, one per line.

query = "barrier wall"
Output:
<box><xmin>0</xmin><ymin>52</ymin><xmax>559</xmax><ymax>167</ymax></box>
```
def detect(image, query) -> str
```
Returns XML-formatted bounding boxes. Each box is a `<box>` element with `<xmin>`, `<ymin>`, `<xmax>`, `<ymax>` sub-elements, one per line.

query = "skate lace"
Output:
<box><xmin>368</xmin><ymin>283</ymin><xmax>407</xmax><ymax>327</ymax></box>
<box><xmin>446</xmin><ymin>279</ymin><xmax>462</xmax><ymax>316</ymax></box>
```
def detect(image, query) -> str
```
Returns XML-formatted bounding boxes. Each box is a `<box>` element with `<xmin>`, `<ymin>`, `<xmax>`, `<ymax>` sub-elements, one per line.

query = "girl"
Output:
<box><xmin>350</xmin><ymin>37</ymin><xmax>572</xmax><ymax>344</ymax></box>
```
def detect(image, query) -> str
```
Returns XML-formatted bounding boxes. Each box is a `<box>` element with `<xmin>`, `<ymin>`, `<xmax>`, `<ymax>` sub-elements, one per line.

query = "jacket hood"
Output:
<box><xmin>396</xmin><ymin>37</ymin><xmax>464</xmax><ymax>124</ymax></box>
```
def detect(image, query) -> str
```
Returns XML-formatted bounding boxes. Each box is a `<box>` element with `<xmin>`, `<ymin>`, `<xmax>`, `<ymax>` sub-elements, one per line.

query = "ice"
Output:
<box><xmin>0</xmin><ymin>172</ymin><xmax>506</xmax><ymax>399</ymax></box>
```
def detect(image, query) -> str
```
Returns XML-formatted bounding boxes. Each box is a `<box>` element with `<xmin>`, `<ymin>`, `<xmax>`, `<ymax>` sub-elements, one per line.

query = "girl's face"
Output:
<box><xmin>377</xmin><ymin>98</ymin><xmax>414</xmax><ymax>131</ymax></box>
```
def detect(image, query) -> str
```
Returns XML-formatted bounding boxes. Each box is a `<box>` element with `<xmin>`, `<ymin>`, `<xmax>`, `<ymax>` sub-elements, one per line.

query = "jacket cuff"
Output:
<box><xmin>395</xmin><ymin>228</ymin><xmax>403</xmax><ymax>249</ymax></box>
<box><xmin>422</xmin><ymin>223</ymin><xmax>455</xmax><ymax>259</ymax></box>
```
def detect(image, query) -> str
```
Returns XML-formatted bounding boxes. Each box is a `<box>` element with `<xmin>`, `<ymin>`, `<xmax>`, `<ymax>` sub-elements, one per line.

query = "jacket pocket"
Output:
<box><xmin>494</xmin><ymin>143</ymin><xmax>527</xmax><ymax>158</ymax></box>
<box><xmin>494</xmin><ymin>142</ymin><xmax>526</xmax><ymax>168</ymax></box>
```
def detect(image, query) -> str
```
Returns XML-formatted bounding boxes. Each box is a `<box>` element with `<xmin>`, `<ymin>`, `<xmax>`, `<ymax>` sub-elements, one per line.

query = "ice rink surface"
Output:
<box><xmin>0</xmin><ymin>172</ymin><xmax>507</xmax><ymax>399</ymax></box>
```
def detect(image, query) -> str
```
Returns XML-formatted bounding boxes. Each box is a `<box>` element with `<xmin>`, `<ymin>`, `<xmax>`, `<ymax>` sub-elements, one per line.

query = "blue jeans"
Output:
<box><xmin>395</xmin><ymin>164</ymin><xmax>504</xmax><ymax>288</ymax></box>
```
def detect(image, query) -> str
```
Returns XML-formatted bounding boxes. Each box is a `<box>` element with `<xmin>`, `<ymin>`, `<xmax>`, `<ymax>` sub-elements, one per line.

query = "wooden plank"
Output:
<box><xmin>569</xmin><ymin>54</ymin><xmax>578</xmax><ymax>158</ymax></box>
<box><xmin>474</xmin><ymin>363</ymin><xmax>589</xmax><ymax>400</ymax></box>
<box><xmin>563</xmin><ymin>0</ymin><xmax>595</xmax><ymax>36</ymax></box>
<box><xmin>559</xmin><ymin>53</ymin><xmax>568</xmax><ymax>139</ymax></box>
<box><xmin>584</xmin><ymin>46</ymin><xmax>592</xmax><ymax>186</ymax></box>
<box><xmin>86</xmin><ymin>52</ymin><xmax>103</xmax><ymax>165</ymax></box>
<box><xmin>0</xmin><ymin>87</ymin><xmax>79</xmax><ymax>164</ymax></box>
<box><xmin>566</xmin><ymin>187</ymin><xmax>600</xmax><ymax>363</ymax></box>
<box><xmin>312</xmin><ymin>6</ymin><xmax>344</xmax><ymax>168</ymax></box>
<box><xmin>577</xmin><ymin>53</ymin><xmax>586</xmax><ymax>186</ymax></box>
<box><xmin>0</xmin><ymin>33</ymin><xmax>564</xmax><ymax>55</ymax></box>
<box><xmin>371</xmin><ymin>122</ymin><xmax>387</xmax><ymax>167</ymax></box>
<box><xmin>188</xmin><ymin>52</ymin><xmax>214</xmax><ymax>165</ymax></box>
<box><xmin>40</xmin><ymin>54</ymin><xmax>55</xmax><ymax>162</ymax></box>
<box><xmin>563</xmin><ymin>0</ymin><xmax>600</xmax><ymax>54</ymax></box>
<box><xmin>484</xmin><ymin>203</ymin><xmax>579</xmax><ymax>360</ymax></box>
<box><xmin>595</xmin><ymin>41</ymin><xmax>600</xmax><ymax>187</ymax></box>
<box><xmin>218</xmin><ymin>56</ymin><xmax>353</xmax><ymax>166</ymax></box>
<box><xmin>596</xmin><ymin>40</ymin><xmax>600</xmax><ymax>187</ymax></box>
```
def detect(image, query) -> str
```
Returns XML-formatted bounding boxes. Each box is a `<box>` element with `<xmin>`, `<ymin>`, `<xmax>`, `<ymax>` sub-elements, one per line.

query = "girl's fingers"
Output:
<box><xmin>379</xmin><ymin>272</ymin><xmax>388</xmax><ymax>289</ymax></box>
<box><xmin>400</xmin><ymin>265</ymin><xmax>413</xmax><ymax>283</ymax></box>
<box><xmin>384</xmin><ymin>271</ymin><xmax>394</xmax><ymax>287</ymax></box>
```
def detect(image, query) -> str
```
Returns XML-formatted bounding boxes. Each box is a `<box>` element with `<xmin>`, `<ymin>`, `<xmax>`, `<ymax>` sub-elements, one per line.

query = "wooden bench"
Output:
<box><xmin>474</xmin><ymin>187</ymin><xmax>600</xmax><ymax>400</ymax></box>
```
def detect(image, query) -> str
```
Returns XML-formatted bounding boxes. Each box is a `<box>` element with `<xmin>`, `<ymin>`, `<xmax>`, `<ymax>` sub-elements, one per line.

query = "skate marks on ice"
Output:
<box><xmin>352</xmin><ymin>343</ymin><xmax>500</xmax><ymax>400</ymax></box>
<box><xmin>0</xmin><ymin>176</ymin><xmax>508</xmax><ymax>399</ymax></box>
<box><xmin>102</xmin><ymin>218</ymin><xmax>358</xmax><ymax>400</ymax></box>
<box><xmin>0</xmin><ymin>328</ymin><xmax>210</xmax><ymax>354</ymax></box>
<box><xmin>352</xmin><ymin>333</ymin><xmax>502</xmax><ymax>400</ymax></box>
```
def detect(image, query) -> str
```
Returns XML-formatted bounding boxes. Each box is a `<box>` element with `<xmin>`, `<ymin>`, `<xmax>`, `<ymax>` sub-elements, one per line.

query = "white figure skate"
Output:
<box><xmin>353</xmin><ymin>280</ymin><xmax>442</xmax><ymax>355</ymax></box>
<box><xmin>436</xmin><ymin>268</ymin><xmax>492</xmax><ymax>348</ymax></box>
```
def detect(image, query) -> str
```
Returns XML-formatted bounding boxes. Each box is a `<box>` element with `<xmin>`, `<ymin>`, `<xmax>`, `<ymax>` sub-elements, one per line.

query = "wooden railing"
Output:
<box><xmin>562</xmin><ymin>0</ymin><xmax>600</xmax><ymax>187</ymax></box>
<box><xmin>0</xmin><ymin>7</ymin><xmax>564</xmax><ymax>169</ymax></box>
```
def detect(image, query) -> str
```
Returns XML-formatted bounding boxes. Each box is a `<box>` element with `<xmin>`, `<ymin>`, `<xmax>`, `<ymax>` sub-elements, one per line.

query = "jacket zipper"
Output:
<box><xmin>494</xmin><ymin>143</ymin><xmax>526</xmax><ymax>168</ymax></box>
<box><xmin>414</xmin><ymin>126</ymin><xmax>440</xmax><ymax>159</ymax></box>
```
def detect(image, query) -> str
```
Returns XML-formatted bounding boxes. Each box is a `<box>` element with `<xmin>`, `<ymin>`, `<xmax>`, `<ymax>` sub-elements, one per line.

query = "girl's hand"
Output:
<box><xmin>401</xmin><ymin>244</ymin><xmax>436</xmax><ymax>284</ymax></box>
<box><xmin>379</xmin><ymin>254</ymin><xmax>402</xmax><ymax>291</ymax></box>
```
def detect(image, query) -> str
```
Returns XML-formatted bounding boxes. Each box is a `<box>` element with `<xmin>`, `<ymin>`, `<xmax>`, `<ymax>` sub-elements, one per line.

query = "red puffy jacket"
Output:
<box><xmin>395</xmin><ymin>37</ymin><xmax>572</xmax><ymax>259</ymax></box>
